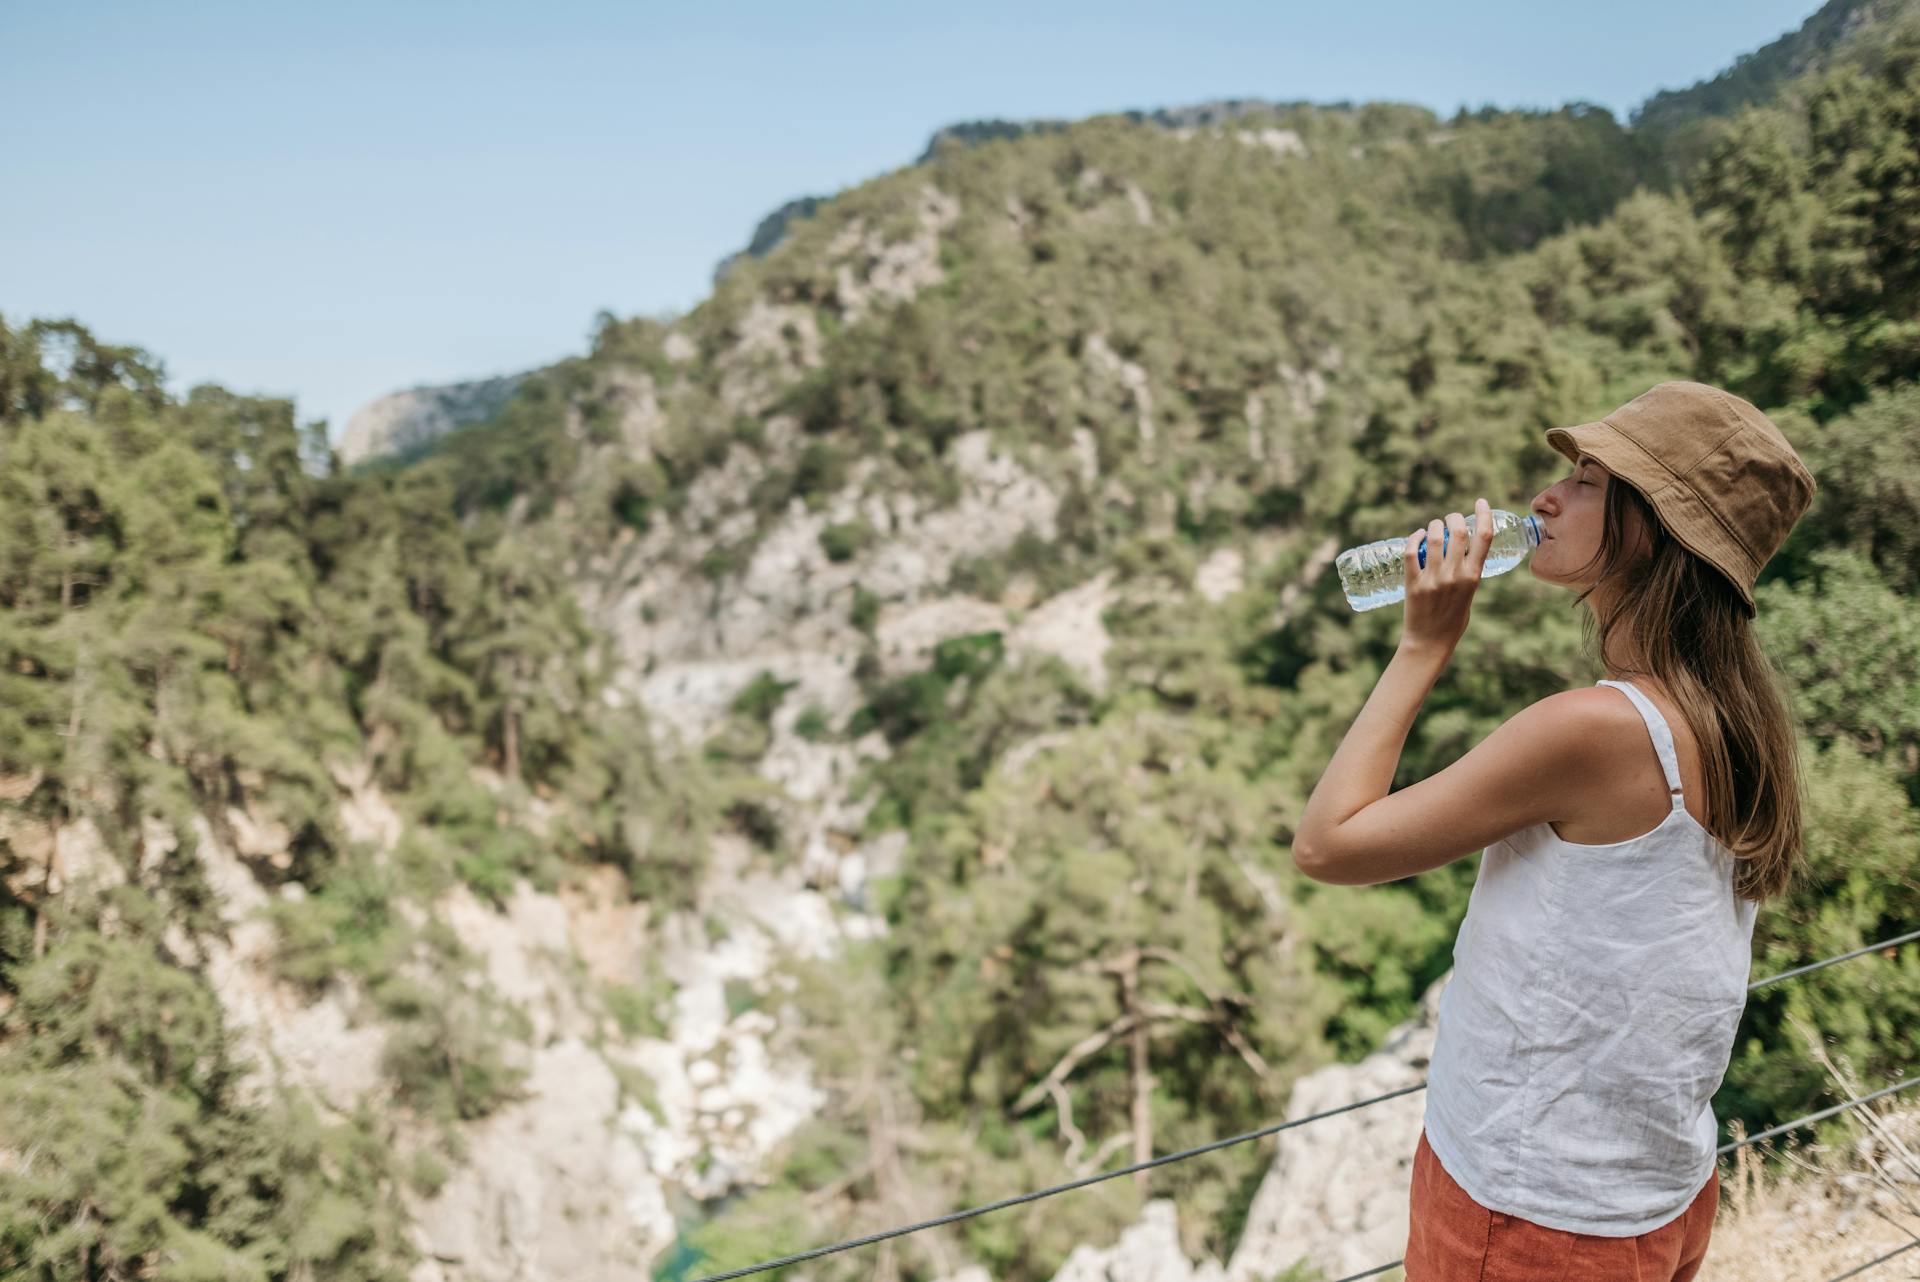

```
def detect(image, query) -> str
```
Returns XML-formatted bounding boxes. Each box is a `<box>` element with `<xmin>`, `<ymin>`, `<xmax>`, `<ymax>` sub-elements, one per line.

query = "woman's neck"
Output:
<box><xmin>1600</xmin><ymin>636</ymin><xmax>1659</xmax><ymax>686</ymax></box>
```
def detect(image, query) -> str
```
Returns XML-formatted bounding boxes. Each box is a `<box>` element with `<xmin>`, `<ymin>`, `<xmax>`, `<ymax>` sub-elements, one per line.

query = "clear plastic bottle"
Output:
<box><xmin>1335</xmin><ymin>509</ymin><xmax>1543</xmax><ymax>612</ymax></box>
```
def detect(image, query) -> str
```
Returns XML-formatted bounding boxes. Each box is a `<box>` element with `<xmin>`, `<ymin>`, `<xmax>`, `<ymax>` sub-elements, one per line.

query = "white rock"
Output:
<box><xmin>186</xmin><ymin>813</ymin><xmax>387</xmax><ymax>1112</ymax></box>
<box><xmin>1194</xmin><ymin>547</ymin><xmax>1245</xmax><ymax>603</ymax></box>
<box><xmin>1083</xmin><ymin>333</ymin><xmax>1154</xmax><ymax>451</ymax></box>
<box><xmin>439</xmin><ymin>880</ymin><xmax>588</xmax><ymax>1046</ymax></box>
<box><xmin>1050</xmin><ymin>1200</ymin><xmax>1225</xmax><ymax>1282</ymax></box>
<box><xmin>1008</xmin><ymin>569</ymin><xmax>1117</xmax><ymax>695</ymax></box>
<box><xmin>1226</xmin><ymin>973</ymin><xmax>1447</xmax><ymax>1282</ymax></box>
<box><xmin>408</xmin><ymin>1039</ymin><xmax>673</xmax><ymax>1282</ymax></box>
<box><xmin>338</xmin><ymin>374</ymin><xmax>523</xmax><ymax>466</ymax></box>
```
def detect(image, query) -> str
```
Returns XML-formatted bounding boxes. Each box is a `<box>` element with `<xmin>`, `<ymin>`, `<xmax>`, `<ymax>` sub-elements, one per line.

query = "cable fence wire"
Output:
<box><xmin>1746</xmin><ymin>928</ymin><xmax>1920</xmax><ymax>991</ymax></box>
<box><xmin>688</xmin><ymin>927</ymin><xmax>1920</xmax><ymax>1282</ymax></box>
<box><xmin>1824</xmin><ymin>1236</ymin><xmax>1920</xmax><ymax>1281</ymax></box>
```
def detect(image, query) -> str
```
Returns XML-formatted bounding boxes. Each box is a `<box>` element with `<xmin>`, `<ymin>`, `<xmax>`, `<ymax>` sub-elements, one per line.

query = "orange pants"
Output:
<box><xmin>1404</xmin><ymin>1128</ymin><xmax>1718</xmax><ymax>1280</ymax></box>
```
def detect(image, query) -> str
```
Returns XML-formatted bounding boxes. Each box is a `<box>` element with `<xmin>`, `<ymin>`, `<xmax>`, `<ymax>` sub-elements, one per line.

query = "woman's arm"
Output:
<box><xmin>1293</xmin><ymin>667</ymin><xmax>1617</xmax><ymax>886</ymax></box>
<box><xmin>1292</xmin><ymin>499</ymin><xmax>1600</xmax><ymax>885</ymax></box>
<box><xmin>1294</xmin><ymin>640</ymin><xmax>1450</xmax><ymax>855</ymax></box>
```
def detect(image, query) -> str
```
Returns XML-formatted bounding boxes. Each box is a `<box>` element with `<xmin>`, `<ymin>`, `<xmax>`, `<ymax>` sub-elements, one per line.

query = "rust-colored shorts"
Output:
<box><xmin>1404</xmin><ymin>1127</ymin><xmax>1718</xmax><ymax>1280</ymax></box>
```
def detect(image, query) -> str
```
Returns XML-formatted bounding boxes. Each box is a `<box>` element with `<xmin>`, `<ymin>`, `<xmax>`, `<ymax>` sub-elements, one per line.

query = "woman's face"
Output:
<box><xmin>1528</xmin><ymin>453</ymin><xmax>1629</xmax><ymax>590</ymax></box>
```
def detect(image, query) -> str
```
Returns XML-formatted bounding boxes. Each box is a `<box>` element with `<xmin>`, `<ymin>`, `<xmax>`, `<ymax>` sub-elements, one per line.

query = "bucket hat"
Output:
<box><xmin>1544</xmin><ymin>381</ymin><xmax>1816</xmax><ymax>618</ymax></box>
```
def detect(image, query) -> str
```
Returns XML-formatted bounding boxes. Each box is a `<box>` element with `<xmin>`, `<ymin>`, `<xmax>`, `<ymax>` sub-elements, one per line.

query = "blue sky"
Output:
<box><xmin>3</xmin><ymin>0</ymin><xmax>1822</xmax><ymax>441</ymax></box>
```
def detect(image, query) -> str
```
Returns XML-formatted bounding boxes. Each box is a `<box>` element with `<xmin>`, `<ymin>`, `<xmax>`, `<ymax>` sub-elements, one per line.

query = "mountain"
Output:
<box><xmin>1632</xmin><ymin>0</ymin><xmax>1920</xmax><ymax>132</ymax></box>
<box><xmin>695</xmin><ymin>0</ymin><xmax>1920</xmax><ymax>320</ymax></box>
<box><xmin>339</xmin><ymin>0</ymin><xmax>1920</xmax><ymax>470</ymax></box>
<box><xmin>337</xmin><ymin>371</ymin><xmax>527</xmax><ymax>465</ymax></box>
<box><xmin>701</xmin><ymin>102</ymin><xmax>1309</xmax><ymax>299</ymax></box>
<box><xmin>338</xmin><ymin>0</ymin><xmax>1920</xmax><ymax>470</ymax></box>
<box><xmin>5</xmin><ymin>5</ymin><xmax>1920</xmax><ymax>1281</ymax></box>
<box><xmin>710</xmin><ymin>195</ymin><xmax>830</xmax><ymax>289</ymax></box>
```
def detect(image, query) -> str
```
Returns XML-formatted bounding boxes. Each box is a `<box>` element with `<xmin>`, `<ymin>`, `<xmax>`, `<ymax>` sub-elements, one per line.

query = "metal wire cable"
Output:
<box><xmin>1717</xmin><ymin>1076</ymin><xmax>1920</xmax><ymax>1158</ymax></box>
<box><xmin>1747</xmin><ymin>928</ymin><xmax>1920</xmax><ymax>992</ymax></box>
<box><xmin>687</xmin><ymin>927</ymin><xmax>1918</xmax><ymax>1282</ymax></box>
<box><xmin>1824</xmin><ymin>1236</ymin><xmax>1920</xmax><ymax>1280</ymax></box>
<box><xmin>684</xmin><ymin>1084</ymin><xmax>1430</xmax><ymax>1282</ymax></box>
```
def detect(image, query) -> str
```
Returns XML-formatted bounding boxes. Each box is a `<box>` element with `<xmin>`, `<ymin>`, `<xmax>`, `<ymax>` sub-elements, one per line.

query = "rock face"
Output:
<box><xmin>181</xmin><ymin>809</ymin><xmax>391</xmax><ymax>1114</ymax></box>
<box><xmin>1226</xmin><ymin>974</ymin><xmax>1443</xmax><ymax>1280</ymax></box>
<box><xmin>337</xmin><ymin>373</ymin><xmax>527</xmax><ymax>466</ymax></box>
<box><xmin>1050</xmin><ymin>1202</ymin><xmax>1226</xmax><ymax>1282</ymax></box>
<box><xmin>393</xmin><ymin>841</ymin><xmax>877</xmax><ymax>1277</ymax></box>
<box><xmin>158</xmin><ymin>745</ymin><xmax>846</xmax><ymax>1282</ymax></box>
<box><xmin>616</xmin><ymin>834</ymin><xmax>868</xmax><ymax>1199</ymax></box>
<box><xmin>408</xmin><ymin>1039</ymin><xmax>674</xmax><ymax>1282</ymax></box>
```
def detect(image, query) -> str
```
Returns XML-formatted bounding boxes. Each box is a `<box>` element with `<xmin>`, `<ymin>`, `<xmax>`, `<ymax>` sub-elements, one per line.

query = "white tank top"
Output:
<box><xmin>1421</xmin><ymin>678</ymin><xmax>1758</xmax><ymax>1236</ymax></box>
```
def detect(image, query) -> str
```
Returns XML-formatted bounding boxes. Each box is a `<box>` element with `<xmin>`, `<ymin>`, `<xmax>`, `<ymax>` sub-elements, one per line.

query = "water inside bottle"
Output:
<box><xmin>1335</xmin><ymin>510</ymin><xmax>1542</xmax><ymax>612</ymax></box>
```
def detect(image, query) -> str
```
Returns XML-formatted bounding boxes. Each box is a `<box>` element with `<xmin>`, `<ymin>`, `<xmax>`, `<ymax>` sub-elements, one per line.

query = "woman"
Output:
<box><xmin>1292</xmin><ymin>381</ymin><xmax>1817</xmax><ymax>1279</ymax></box>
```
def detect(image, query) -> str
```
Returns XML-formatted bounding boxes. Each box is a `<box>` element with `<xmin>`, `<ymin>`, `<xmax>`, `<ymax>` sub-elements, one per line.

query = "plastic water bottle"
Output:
<box><xmin>1336</xmin><ymin>509</ymin><xmax>1543</xmax><ymax>612</ymax></box>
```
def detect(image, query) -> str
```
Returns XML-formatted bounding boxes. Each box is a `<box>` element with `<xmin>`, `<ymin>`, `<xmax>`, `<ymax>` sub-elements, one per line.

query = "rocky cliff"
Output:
<box><xmin>339</xmin><ymin>373</ymin><xmax>528</xmax><ymax>466</ymax></box>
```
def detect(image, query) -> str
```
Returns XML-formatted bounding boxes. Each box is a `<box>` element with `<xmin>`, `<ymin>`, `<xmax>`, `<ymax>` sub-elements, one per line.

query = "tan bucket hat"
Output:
<box><xmin>1544</xmin><ymin>381</ymin><xmax>1816</xmax><ymax>618</ymax></box>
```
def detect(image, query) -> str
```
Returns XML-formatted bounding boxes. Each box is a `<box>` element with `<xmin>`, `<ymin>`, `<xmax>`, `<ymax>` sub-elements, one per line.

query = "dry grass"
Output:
<box><xmin>1698</xmin><ymin>1111</ymin><xmax>1920</xmax><ymax>1279</ymax></box>
<box><xmin>1699</xmin><ymin>1021</ymin><xmax>1920</xmax><ymax>1281</ymax></box>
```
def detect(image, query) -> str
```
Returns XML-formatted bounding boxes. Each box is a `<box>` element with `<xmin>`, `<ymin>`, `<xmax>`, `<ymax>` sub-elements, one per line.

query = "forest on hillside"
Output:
<box><xmin>4</xmin><ymin>9</ymin><xmax>1920</xmax><ymax>1282</ymax></box>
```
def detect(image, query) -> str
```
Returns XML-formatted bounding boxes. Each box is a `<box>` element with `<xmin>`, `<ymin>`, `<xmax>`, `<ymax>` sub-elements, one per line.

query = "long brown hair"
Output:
<box><xmin>1564</xmin><ymin>474</ymin><xmax>1808</xmax><ymax>903</ymax></box>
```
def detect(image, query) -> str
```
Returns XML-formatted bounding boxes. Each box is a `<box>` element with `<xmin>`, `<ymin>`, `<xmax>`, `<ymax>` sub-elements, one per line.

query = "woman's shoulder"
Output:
<box><xmin>1537</xmin><ymin>681</ymin><xmax>1709</xmax><ymax>843</ymax></box>
<box><xmin>1503</xmin><ymin>684</ymin><xmax>1661</xmax><ymax>777</ymax></box>
<box><xmin>1538</xmin><ymin>680</ymin><xmax>1673</xmax><ymax>729</ymax></box>
<box><xmin>1516</xmin><ymin>685</ymin><xmax>1636</xmax><ymax>732</ymax></box>
<box><xmin>1486</xmin><ymin>688</ymin><xmax>1644</xmax><ymax>790</ymax></box>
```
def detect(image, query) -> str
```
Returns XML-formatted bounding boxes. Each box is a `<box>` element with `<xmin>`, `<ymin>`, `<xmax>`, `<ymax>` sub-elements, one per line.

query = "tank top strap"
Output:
<box><xmin>1595</xmin><ymin>679</ymin><xmax>1686</xmax><ymax>808</ymax></box>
